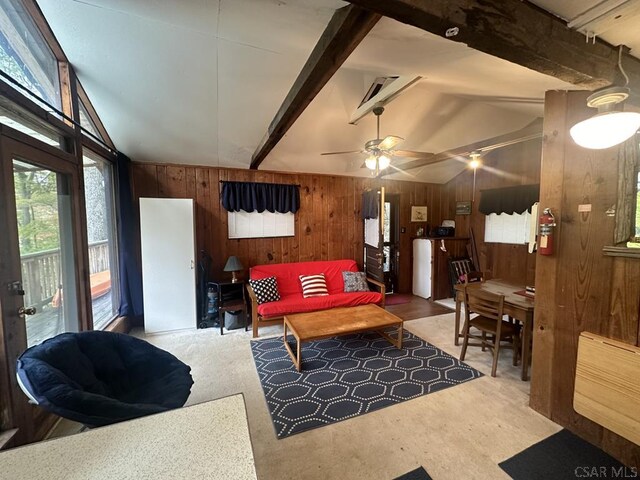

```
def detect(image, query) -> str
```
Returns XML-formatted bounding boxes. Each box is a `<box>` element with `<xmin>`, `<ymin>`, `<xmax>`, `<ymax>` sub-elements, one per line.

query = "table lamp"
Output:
<box><xmin>224</xmin><ymin>256</ymin><xmax>244</xmax><ymax>283</ymax></box>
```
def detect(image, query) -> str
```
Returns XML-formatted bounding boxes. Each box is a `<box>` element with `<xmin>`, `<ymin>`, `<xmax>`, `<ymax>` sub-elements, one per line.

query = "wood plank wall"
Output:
<box><xmin>531</xmin><ymin>90</ymin><xmax>640</xmax><ymax>466</ymax></box>
<box><xmin>130</xmin><ymin>164</ymin><xmax>447</xmax><ymax>294</ymax></box>
<box><xmin>442</xmin><ymin>139</ymin><xmax>542</xmax><ymax>286</ymax></box>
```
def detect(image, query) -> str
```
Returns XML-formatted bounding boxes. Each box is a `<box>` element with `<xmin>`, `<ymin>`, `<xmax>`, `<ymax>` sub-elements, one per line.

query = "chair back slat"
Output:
<box><xmin>464</xmin><ymin>288</ymin><xmax>504</xmax><ymax>321</ymax></box>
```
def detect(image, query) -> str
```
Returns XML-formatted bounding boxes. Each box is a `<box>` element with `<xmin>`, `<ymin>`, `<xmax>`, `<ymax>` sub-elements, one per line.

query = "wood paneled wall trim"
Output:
<box><xmin>531</xmin><ymin>90</ymin><xmax>640</xmax><ymax>467</ymax></box>
<box><xmin>131</xmin><ymin>164</ymin><xmax>448</xmax><ymax>294</ymax></box>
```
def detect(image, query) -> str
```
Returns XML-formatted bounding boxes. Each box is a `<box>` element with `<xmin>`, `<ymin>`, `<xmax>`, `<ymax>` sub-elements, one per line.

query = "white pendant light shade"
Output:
<box><xmin>378</xmin><ymin>155</ymin><xmax>391</xmax><ymax>170</ymax></box>
<box><xmin>365</xmin><ymin>156</ymin><xmax>377</xmax><ymax>170</ymax></box>
<box><xmin>570</xmin><ymin>111</ymin><xmax>640</xmax><ymax>149</ymax></box>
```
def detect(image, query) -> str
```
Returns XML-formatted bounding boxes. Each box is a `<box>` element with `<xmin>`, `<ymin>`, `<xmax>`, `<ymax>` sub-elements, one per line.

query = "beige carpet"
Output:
<box><xmin>132</xmin><ymin>313</ymin><xmax>559</xmax><ymax>480</ymax></box>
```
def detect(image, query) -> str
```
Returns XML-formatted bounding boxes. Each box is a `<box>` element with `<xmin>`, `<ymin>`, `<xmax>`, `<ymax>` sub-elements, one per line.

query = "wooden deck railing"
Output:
<box><xmin>20</xmin><ymin>240</ymin><xmax>110</xmax><ymax>307</ymax></box>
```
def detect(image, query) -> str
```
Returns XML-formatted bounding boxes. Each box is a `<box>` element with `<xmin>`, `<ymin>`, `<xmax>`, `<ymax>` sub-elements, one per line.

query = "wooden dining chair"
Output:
<box><xmin>459</xmin><ymin>287</ymin><xmax>520</xmax><ymax>377</ymax></box>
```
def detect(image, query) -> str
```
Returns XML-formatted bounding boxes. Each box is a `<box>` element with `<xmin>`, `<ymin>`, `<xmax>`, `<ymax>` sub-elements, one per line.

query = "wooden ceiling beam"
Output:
<box><xmin>347</xmin><ymin>0</ymin><xmax>640</xmax><ymax>95</ymax></box>
<box><xmin>382</xmin><ymin>118</ymin><xmax>543</xmax><ymax>175</ymax></box>
<box><xmin>250</xmin><ymin>5</ymin><xmax>381</xmax><ymax>170</ymax></box>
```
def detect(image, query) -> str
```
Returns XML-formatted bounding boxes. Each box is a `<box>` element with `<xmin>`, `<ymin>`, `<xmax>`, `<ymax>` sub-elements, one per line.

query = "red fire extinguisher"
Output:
<box><xmin>538</xmin><ymin>208</ymin><xmax>556</xmax><ymax>255</ymax></box>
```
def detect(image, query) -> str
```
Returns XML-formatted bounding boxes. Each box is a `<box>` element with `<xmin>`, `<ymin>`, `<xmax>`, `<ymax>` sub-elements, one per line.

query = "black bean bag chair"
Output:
<box><xmin>16</xmin><ymin>331</ymin><xmax>193</xmax><ymax>427</ymax></box>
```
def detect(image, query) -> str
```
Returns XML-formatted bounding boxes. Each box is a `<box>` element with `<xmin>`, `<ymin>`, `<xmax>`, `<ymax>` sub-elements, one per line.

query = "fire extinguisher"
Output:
<box><xmin>538</xmin><ymin>208</ymin><xmax>556</xmax><ymax>255</ymax></box>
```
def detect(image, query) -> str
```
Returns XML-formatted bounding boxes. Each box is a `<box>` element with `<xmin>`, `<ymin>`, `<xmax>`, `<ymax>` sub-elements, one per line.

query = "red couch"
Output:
<box><xmin>247</xmin><ymin>259</ymin><xmax>385</xmax><ymax>337</ymax></box>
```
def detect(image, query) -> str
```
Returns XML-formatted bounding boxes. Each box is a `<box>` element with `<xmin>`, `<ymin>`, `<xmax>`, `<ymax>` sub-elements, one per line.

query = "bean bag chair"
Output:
<box><xmin>16</xmin><ymin>331</ymin><xmax>193</xmax><ymax>427</ymax></box>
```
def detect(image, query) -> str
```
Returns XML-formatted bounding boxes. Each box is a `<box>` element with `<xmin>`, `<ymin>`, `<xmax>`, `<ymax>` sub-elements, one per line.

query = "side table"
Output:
<box><xmin>211</xmin><ymin>279</ymin><xmax>248</xmax><ymax>335</ymax></box>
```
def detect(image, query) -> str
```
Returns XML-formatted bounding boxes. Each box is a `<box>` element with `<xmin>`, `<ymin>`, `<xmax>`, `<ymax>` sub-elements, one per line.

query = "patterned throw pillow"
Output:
<box><xmin>299</xmin><ymin>273</ymin><xmax>329</xmax><ymax>298</ymax></box>
<box><xmin>249</xmin><ymin>276</ymin><xmax>280</xmax><ymax>305</ymax></box>
<box><xmin>342</xmin><ymin>271</ymin><xmax>370</xmax><ymax>293</ymax></box>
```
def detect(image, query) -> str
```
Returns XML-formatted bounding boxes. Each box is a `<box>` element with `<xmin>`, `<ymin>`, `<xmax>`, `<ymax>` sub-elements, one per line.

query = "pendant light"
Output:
<box><xmin>570</xmin><ymin>47</ymin><xmax>640</xmax><ymax>150</ymax></box>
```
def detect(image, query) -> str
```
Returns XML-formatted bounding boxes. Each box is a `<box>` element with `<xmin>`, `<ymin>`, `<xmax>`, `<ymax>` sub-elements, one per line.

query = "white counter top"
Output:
<box><xmin>0</xmin><ymin>394</ymin><xmax>257</xmax><ymax>480</ymax></box>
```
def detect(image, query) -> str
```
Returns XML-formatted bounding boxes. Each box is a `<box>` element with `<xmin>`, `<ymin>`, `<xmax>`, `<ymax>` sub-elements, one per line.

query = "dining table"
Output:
<box><xmin>453</xmin><ymin>279</ymin><xmax>535</xmax><ymax>381</ymax></box>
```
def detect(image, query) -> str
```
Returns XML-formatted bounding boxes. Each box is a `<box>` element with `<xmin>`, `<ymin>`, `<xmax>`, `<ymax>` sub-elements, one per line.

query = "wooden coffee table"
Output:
<box><xmin>283</xmin><ymin>304</ymin><xmax>404</xmax><ymax>371</ymax></box>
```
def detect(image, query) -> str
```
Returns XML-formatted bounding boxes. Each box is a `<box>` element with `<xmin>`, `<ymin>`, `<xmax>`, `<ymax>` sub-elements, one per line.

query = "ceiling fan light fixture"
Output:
<box><xmin>570</xmin><ymin>86</ymin><xmax>640</xmax><ymax>149</ymax></box>
<box><xmin>468</xmin><ymin>151</ymin><xmax>481</xmax><ymax>169</ymax></box>
<box><xmin>365</xmin><ymin>155</ymin><xmax>378</xmax><ymax>170</ymax></box>
<box><xmin>378</xmin><ymin>155</ymin><xmax>391</xmax><ymax>170</ymax></box>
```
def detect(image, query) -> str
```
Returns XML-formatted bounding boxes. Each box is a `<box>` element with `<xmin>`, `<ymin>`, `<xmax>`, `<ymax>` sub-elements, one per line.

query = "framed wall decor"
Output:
<box><xmin>411</xmin><ymin>206</ymin><xmax>428</xmax><ymax>222</ymax></box>
<box><xmin>456</xmin><ymin>201</ymin><xmax>472</xmax><ymax>215</ymax></box>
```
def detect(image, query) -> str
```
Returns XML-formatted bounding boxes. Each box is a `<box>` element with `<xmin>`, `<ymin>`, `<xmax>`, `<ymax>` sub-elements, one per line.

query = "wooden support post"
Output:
<box><xmin>250</xmin><ymin>5</ymin><xmax>380</xmax><ymax>170</ymax></box>
<box><xmin>348</xmin><ymin>0</ymin><xmax>640</xmax><ymax>95</ymax></box>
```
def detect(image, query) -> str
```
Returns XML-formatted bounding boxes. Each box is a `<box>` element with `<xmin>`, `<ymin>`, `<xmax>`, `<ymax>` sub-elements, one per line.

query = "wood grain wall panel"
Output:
<box><xmin>442</xmin><ymin>139</ymin><xmax>542</xmax><ymax>285</ymax></box>
<box><xmin>531</xmin><ymin>90</ymin><xmax>640</xmax><ymax>467</ymax></box>
<box><xmin>130</xmin><ymin>164</ymin><xmax>446</xmax><ymax>293</ymax></box>
<box><xmin>130</xmin><ymin>164</ymin><xmax>159</xmax><ymax>198</ymax></box>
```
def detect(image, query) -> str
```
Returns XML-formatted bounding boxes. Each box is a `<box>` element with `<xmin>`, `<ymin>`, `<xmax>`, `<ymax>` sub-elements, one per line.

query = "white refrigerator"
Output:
<box><xmin>140</xmin><ymin>198</ymin><xmax>197</xmax><ymax>333</ymax></box>
<box><xmin>412</xmin><ymin>239</ymin><xmax>432</xmax><ymax>299</ymax></box>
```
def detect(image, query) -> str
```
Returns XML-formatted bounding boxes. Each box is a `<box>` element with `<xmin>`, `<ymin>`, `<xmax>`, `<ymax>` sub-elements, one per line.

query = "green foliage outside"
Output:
<box><xmin>14</xmin><ymin>170</ymin><xmax>60</xmax><ymax>255</ymax></box>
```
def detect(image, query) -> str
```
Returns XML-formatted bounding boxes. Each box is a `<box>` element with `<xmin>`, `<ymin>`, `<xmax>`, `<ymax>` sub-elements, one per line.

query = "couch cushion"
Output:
<box><xmin>250</xmin><ymin>260</ymin><xmax>359</xmax><ymax>297</ymax></box>
<box><xmin>257</xmin><ymin>291</ymin><xmax>382</xmax><ymax>318</ymax></box>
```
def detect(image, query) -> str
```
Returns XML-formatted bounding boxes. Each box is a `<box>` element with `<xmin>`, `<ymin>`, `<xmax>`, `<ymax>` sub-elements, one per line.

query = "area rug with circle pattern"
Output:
<box><xmin>250</xmin><ymin>330</ymin><xmax>482</xmax><ymax>438</ymax></box>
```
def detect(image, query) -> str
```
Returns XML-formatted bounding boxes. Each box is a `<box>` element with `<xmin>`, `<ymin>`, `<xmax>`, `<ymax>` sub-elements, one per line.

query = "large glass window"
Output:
<box><xmin>83</xmin><ymin>149</ymin><xmax>119</xmax><ymax>329</ymax></box>
<box><xmin>79</xmin><ymin>99</ymin><xmax>103</xmax><ymax>140</ymax></box>
<box><xmin>0</xmin><ymin>0</ymin><xmax>61</xmax><ymax>109</ymax></box>
<box><xmin>0</xmin><ymin>103</ymin><xmax>63</xmax><ymax>147</ymax></box>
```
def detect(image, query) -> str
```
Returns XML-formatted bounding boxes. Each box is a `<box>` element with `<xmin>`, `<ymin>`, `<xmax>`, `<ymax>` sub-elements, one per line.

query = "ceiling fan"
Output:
<box><xmin>321</xmin><ymin>103</ymin><xmax>434</xmax><ymax>174</ymax></box>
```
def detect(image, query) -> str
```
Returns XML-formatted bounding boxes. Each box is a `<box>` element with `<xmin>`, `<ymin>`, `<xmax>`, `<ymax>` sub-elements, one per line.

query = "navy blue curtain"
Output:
<box><xmin>221</xmin><ymin>181</ymin><xmax>300</xmax><ymax>213</ymax></box>
<box><xmin>479</xmin><ymin>184</ymin><xmax>540</xmax><ymax>215</ymax></box>
<box><xmin>361</xmin><ymin>190</ymin><xmax>379</xmax><ymax>219</ymax></box>
<box><xmin>115</xmin><ymin>153</ymin><xmax>143</xmax><ymax>318</ymax></box>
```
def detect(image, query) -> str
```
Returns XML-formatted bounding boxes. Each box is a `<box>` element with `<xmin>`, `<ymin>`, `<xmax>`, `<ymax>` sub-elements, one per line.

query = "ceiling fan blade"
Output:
<box><xmin>393</xmin><ymin>150</ymin><xmax>435</xmax><ymax>160</ymax></box>
<box><xmin>321</xmin><ymin>150</ymin><xmax>362</xmax><ymax>156</ymax></box>
<box><xmin>378</xmin><ymin>135</ymin><xmax>403</xmax><ymax>150</ymax></box>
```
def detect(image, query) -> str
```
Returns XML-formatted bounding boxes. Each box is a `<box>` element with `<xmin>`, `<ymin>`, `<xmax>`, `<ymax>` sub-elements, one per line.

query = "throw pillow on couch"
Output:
<box><xmin>342</xmin><ymin>271</ymin><xmax>370</xmax><ymax>292</ymax></box>
<box><xmin>299</xmin><ymin>273</ymin><xmax>329</xmax><ymax>298</ymax></box>
<box><xmin>248</xmin><ymin>276</ymin><xmax>280</xmax><ymax>304</ymax></box>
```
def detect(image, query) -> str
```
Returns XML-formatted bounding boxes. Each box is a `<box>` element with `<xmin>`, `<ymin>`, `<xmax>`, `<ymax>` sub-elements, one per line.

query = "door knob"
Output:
<box><xmin>18</xmin><ymin>306</ymin><xmax>37</xmax><ymax>317</ymax></box>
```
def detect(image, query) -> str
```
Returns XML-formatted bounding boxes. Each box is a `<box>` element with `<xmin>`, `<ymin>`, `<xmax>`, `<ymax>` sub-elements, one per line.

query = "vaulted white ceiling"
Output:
<box><xmin>38</xmin><ymin>0</ymin><xmax>588</xmax><ymax>183</ymax></box>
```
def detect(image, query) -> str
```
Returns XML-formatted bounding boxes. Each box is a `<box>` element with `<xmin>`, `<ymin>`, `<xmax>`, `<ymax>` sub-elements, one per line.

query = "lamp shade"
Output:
<box><xmin>223</xmin><ymin>256</ymin><xmax>243</xmax><ymax>272</ymax></box>
<box><xmin>570</xmin><ymin>111</ymin><xmax>640</xmax><ymax>149</ymax></box>
<box><xmin>378</xmin><ymin>155</ymin><xmax>391</xmax><ymax>170</ymax></box>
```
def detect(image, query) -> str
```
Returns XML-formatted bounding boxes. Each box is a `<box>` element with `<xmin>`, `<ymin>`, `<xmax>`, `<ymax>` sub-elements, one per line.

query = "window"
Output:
<box><xmin>0</xmin><ymin>103</ymin><xmax>62</xmax><ymax>147</ymax></box>
<box><xmin>78</xmin><ymin>99</ymin><xmax>102</xmax><ymax>140</ymax></box>
<box><xmin>83</xmin><ymin>149</ymin><xmax>119</xmax><ymax>329</ymax></box>
<box><xmin>228</xmin><ymin>211</ymin><xmax>294</xmax><ymax>239</ymax></box>
<box><xmin>484</xmin><ymin>211</ymin><xmax>532</xmax><ymax>244</ymax></box>
<box><xmin>0</xmin><ymin>0</ymin><xmax>61</xmax><ymax>108</ymax></box>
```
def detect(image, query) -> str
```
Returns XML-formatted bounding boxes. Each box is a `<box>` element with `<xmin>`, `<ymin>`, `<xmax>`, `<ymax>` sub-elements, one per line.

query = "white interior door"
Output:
<box><xmin>140</xmin><ymin>198</ymin><xmax>196</xmax><ymax>333</ymax></box>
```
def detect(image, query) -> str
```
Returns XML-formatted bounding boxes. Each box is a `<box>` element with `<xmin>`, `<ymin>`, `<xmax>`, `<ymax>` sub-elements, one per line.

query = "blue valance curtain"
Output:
<box><xmin>361</xmin><ymin>190</ymin><xmax>379</xmax><ymax>219</ymax></box>
<box><xmin>479</xmin><ymin>184</ymin><xmax>540</xmax><ymax>215</ymax></box>
<box><xmin>221</xmin><ymin>181</ymin><xmax>300</xmax><ymax>213</ymax></box>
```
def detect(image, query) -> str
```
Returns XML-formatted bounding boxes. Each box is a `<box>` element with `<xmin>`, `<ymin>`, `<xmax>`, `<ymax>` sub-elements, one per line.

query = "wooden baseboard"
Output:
<box><xmin>104</xmin><ymin>316</ymin><xmax>132</xmax><ymax>334</ymax></box>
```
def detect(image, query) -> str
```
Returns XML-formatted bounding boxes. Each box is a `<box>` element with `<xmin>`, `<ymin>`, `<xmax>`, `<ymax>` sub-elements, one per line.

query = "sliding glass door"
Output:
<box><xmin>0</xmin><ymin>135</ymin><xmax>86</xmax><ymax>444</ymax></box>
